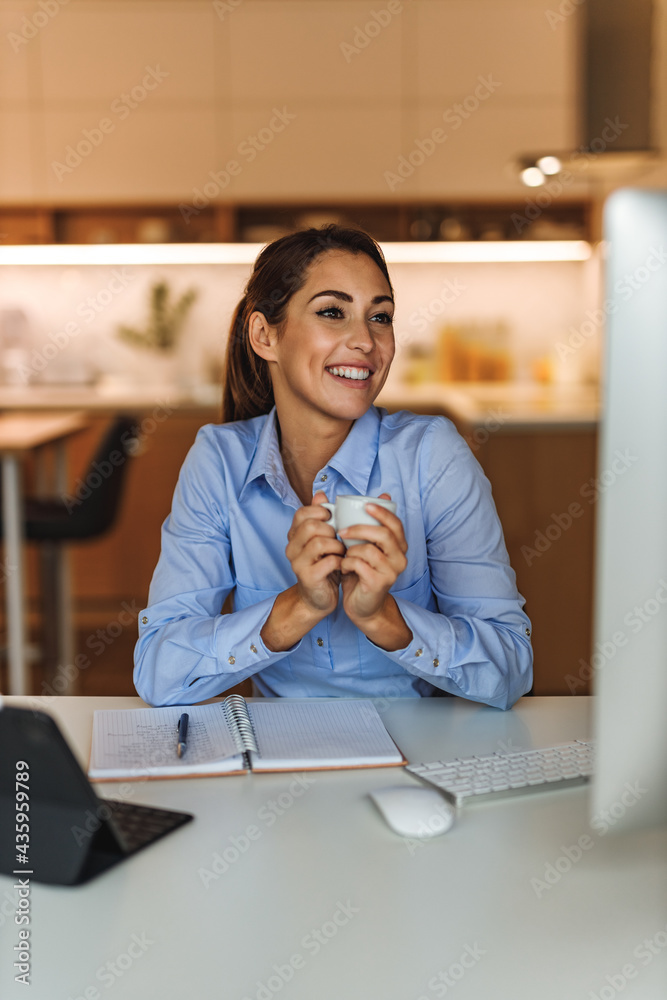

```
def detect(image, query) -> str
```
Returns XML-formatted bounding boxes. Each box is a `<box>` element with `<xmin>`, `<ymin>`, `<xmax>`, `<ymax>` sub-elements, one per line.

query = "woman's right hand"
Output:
<box><xmin>285</xmin><ymin>490</ymin><xmax>345</xmax><ymax>616</ymax></box>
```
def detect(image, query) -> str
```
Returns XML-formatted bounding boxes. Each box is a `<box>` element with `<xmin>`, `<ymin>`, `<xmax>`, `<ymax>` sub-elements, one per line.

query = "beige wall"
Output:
<box><xmin>1</xmin><ymin>0</ymin><xmax>582</xmax><ymax>203</ymax></box>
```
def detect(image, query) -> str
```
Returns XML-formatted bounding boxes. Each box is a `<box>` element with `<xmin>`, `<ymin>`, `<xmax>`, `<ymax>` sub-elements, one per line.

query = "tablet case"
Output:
<box><xmin>0</xmin><ymin>706</ymin><xmax>193</xmax><ymax>886</ymax></box>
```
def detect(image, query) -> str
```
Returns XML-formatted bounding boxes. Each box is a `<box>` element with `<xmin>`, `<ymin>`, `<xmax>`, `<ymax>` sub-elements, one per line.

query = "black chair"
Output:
<box><xmin>2</xmin><ymin>417</ymin><xmax>140</xmax><ymax>692</ymax></box>
<box><xmin>24</xmin><ymin>416</ymin><xmax>139</xmax><ymax>541</ymax></box>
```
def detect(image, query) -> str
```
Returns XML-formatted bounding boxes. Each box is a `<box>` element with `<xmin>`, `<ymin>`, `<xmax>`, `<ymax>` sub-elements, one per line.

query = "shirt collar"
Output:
<box><xmin>240</xmin><ymin>408</ymin><xmax>292</xmax><ymax>503</ymax></box>
<box><xmin>327</xmin><ymin>405</ymin><xmax>380</xmax><ymax>496</ymax></box>
<box><xmin>239</xmin><ymin>404</ymin><xmax>381</xmax><ymax>503</ymax></box>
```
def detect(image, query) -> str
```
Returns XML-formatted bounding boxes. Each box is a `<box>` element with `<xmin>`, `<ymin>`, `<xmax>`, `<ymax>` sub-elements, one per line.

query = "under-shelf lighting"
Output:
<box><xmin>381</xmin><ymin>241</ymin><xmax>591</xmax><ymax>263</ymax></box>
<box><xmin>0</xmin><ymin>240</ymin><xmax>591</xmax><ymax>266</ymax></box>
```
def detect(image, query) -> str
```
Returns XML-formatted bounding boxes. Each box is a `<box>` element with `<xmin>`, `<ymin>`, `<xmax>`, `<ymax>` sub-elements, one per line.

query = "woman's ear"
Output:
<box><xmin>248</xmin><ymin>311</ymin><xmax>278</xmax><ymax>362</ymax></box>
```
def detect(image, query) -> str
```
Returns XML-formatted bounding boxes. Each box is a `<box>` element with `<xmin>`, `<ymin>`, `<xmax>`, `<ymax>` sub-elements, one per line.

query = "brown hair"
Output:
<box><xmin>221</xmin><ymin>224</ymin><xmax>394</xmax><ymax>423</ymax></box>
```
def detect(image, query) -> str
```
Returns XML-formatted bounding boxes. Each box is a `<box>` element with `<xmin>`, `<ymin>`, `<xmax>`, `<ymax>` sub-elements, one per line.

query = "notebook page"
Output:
<box><xmin>247</xmin><ymin>700</ymin><xmax>404</xmax><ymax>771</ymax></box>
<box><xmin>89</xmin><ymin>703</ymin><xmax>244</xmax><ymax>779</ymax></box>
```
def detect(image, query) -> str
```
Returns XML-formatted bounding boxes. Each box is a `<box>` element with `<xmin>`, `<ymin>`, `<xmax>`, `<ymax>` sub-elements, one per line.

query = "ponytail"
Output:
<box><xmin>221</xmin><ymin>296</ymin><xmax>274</xmax><ymax>424</ymax></box>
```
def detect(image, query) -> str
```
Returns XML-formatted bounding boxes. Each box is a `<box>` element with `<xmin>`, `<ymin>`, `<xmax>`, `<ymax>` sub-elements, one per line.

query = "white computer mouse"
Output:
<box><xmin>369</xmin><ymin>784</ymin><xmax>456</xmax><ymax>839</ymax></box>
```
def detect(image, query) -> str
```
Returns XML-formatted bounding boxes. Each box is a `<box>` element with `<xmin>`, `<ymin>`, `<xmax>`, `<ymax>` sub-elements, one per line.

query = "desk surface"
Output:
<box><xmin>1</xmin><ymin>696</ymin><xmax>665</xmax><ymax>1000</ymax></box>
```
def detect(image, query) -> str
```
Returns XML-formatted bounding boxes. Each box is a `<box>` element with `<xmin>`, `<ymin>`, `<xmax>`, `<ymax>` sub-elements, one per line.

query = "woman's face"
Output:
<box><xmin>257</xmin><ymin>250</ymin><xmax>395</xmax><ymax>428</ymax></box>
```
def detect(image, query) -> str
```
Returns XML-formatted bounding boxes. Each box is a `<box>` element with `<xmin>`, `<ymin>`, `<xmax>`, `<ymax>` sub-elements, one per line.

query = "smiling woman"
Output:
<box><xmin>133</xmin><ymin>224</ymin><xmax>533</xmax><ymax>709</ymax></box>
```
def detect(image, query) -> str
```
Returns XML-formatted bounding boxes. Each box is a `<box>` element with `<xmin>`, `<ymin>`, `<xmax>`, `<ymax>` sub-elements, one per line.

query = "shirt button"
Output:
<box><xmin>317</xmin><ymin>637</ymin><xmax>324</xmax><ymax>647</ymax></box>
<box><xmin>415</xmin><ymin>648</ymin><xmax>423</xmax><ymax>657</ymax></box>
<box><xmin>433</xmin><ymin>658</ymin><xmax>439</xmax><ymax>667</ymax></box>
<box><xmin>141</xmin><ymin>616</ymin><xmax>148</xmax><ymax>625</ymax></box>
<box><xmin>320</xmin><ymin>473</ymin><xmax>328</xmax><ymax>481</ymax></box>
<box><xmin>228</xmin><ymin>655</ymin><xmax>236</xmax><ymax>665</ymax></box>
<box><xmin>250</xmin><ymin>644</ymin><xmax>257</xmax><ymax>653</ymax></box>
<box><xmin>525</xmin><ymin>627</ymin><xmax>531</xmax><ymax>637</ymax></box>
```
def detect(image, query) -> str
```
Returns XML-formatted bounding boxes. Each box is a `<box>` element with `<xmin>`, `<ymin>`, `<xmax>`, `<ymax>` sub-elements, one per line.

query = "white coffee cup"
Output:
<box><xmin>321</xmin><ymin>495</ymin><xmax>397</xmax><ymax>547</ymax></box>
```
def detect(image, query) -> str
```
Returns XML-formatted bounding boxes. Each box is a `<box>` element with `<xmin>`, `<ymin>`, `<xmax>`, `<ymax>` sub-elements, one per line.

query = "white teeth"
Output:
<box><xmin>327</xmin><ymin>366</ymin><xmax>370</xmax><ymax>380</ymax></box>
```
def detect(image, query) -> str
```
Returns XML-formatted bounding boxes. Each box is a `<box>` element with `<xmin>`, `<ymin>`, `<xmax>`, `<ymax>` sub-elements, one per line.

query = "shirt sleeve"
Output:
<box><xmin>368</xmin><ymin>418</ymin><xmax>533</xmax><ymax>710</ymax></box>
<box><xmin>133</xmin><ymin>427</ymin><xmax>300</xmax><ymax>706</ymax></box>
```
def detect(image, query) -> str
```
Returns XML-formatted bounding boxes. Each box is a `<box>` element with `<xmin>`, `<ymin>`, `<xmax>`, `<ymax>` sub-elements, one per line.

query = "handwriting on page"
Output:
<box><xmin>92</xmin><ymin>704</ymin><xmax>240</xmax><ymax>772</ymax></box>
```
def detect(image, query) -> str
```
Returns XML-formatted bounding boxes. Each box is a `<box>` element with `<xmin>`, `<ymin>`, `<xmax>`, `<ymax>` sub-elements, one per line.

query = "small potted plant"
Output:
<box><xmin>117</xmin><ymin>280</ymin><xmax>197</xmax><ymax>385</ymax></box>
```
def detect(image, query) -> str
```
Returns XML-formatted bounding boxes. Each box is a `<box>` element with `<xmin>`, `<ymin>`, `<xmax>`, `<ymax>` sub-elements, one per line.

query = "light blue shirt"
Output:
<box><xmin>134</xmin><ymin>406</ymin><xmax>533</xmax><ymax>708</ymax></box>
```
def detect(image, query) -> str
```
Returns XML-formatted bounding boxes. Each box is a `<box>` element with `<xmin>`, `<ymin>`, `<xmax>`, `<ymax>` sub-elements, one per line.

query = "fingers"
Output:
<box><xmin>340</xmin><ymin>512</ymin><xmax>407</xmax><ymax>559</ymax></box>
<box><xmin>288</xmin><ymin>503</ymin><xmax>335</xmax><ymax>544</ymax></box>
<box><xmin>365</xmin><ymin>502</ymin><xmax>406</xmax><ymax>544</ymax></box>
<box><xmin>286</xmin><ymin>502</ymin><xmax>344</xmax><ymax>592</ymax></box>
<box><xmin>286</xmin><ymin>525</ymin><xmax>345</xmax><ymax>570</ymax></box>
<box><xmin>341</xmin><ymin>540</ymin><xmax>406</xmax><ymax>583</ymax></box>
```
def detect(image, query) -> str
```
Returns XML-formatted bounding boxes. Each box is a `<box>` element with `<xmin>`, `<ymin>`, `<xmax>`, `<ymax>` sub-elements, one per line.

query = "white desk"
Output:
<box><xmin>1</xmin><ymin>696</ymin><xmax>665</xmax><ymax>1000</ymax></box>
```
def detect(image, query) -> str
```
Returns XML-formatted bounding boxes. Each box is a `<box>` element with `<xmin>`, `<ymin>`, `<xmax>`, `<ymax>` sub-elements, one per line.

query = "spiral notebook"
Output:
<box><xmin>89</xmin><ymin>696</ymin><xmax>406</xmax><ymax>780</ymax></box>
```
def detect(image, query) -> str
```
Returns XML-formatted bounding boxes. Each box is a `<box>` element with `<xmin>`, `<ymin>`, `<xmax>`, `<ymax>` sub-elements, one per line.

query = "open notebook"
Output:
<box><xmin>89</xmin><ymin>695</ymin><xmax>406</xmax><ymax>780</ymax></box>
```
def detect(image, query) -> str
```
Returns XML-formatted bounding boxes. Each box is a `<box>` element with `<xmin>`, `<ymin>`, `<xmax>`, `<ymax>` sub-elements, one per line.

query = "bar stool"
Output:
<box><xmin>2</xmin><ymin>417</ymin><xmax>140</xmax><ymax>693</ymax></box>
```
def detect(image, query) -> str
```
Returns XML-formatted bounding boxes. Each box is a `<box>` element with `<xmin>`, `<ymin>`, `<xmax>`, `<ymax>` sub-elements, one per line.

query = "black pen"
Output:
<box><xmin>177</xmin><ymin>713</ymin><xmax>189</xmax><ymax>758</ymax></box>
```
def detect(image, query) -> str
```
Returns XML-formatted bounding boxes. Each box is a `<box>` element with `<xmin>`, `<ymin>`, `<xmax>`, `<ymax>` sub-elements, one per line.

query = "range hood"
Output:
<box><xmin>518</xmin><ymin>0</ymin><xmax>660</xmax><ymax>184</ymax></box>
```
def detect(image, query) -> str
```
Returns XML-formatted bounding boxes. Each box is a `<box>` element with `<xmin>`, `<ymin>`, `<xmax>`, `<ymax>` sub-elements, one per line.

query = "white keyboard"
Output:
<box><xmin>406</xmin><ymin>739</ymin><xmax>595</xmax><ymax>807</ymax></box>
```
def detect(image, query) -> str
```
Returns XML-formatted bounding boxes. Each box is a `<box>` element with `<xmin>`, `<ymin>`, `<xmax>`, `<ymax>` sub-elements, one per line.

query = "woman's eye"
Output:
<box><xmin>372</xmin><ymin>311</ymin><xmax>393</xmax><ymax>325</ymax></box>
<box><xmin>316</xmin><ymin>306</ymin><xmax>344</xmax><ymax>319</ymax></box>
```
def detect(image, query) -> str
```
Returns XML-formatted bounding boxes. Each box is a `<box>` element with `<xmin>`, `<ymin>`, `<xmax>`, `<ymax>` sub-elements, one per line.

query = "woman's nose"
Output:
<box><xmin>345</xmin><ymin>316</ymin><xmax>374</xmax><ymax>351</ymax></box>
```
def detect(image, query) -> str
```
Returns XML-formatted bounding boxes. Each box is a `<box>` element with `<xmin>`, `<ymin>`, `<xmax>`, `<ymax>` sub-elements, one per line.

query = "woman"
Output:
<box><xmin>134</xmin><ymin>225</ymin><xmax>533</xmax><ymax>708</ymax></box>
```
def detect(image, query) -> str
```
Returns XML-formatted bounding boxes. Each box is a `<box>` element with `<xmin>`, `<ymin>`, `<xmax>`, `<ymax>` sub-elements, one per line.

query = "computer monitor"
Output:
<box><xmin>590</xmin><ymin>188</ymin><xmax>667</xmax><ymax>833</ymax></box>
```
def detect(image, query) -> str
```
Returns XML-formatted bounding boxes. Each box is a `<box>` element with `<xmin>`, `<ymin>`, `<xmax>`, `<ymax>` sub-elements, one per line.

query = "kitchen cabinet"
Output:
<box><xmin>0</xmin><ymin>199</ymin><xmax>589</xmax><ymax>246</ymax></box>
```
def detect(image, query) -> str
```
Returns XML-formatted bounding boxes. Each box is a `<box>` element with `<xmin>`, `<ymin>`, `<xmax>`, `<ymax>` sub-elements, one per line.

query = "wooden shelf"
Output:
<box><xmin>0</xmin><ymin>200</ymin><xmax>591</xmax><ymax>245</ymax></box>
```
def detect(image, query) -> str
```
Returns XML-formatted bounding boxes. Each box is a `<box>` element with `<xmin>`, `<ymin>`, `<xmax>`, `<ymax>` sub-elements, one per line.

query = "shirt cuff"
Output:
<box><xmin>213</xmin><ymin>594</ymin><xmax>303</xmax><ymax>675</ymax></box>
<box><xmin>365</xmin><ymin>596</ymin><xmax>455</xmax><ymax>678</ymax></box>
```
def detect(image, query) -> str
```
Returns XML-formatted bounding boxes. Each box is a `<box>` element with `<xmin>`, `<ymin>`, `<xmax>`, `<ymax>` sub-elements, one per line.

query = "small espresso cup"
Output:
<box><xmin>321</xmin><ymin>494</ymin><xmax>397</xmax><ymax>547</ymax></box>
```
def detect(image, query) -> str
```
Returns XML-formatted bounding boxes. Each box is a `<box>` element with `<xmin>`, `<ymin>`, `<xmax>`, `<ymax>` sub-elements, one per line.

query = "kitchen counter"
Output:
<box><xmin>1</xmin><ymin>380</ymin><xmax>599</xmax><ymax>429</ymax></box>
<box><xmin>0</xmin><ymin>381</ymin><xmax>221</xmax><ymax>414</ymax></box>
<box><xmin>377</xmin><ymin>380</ymin><xmax>600</xmax><ymax>431</ymax></box>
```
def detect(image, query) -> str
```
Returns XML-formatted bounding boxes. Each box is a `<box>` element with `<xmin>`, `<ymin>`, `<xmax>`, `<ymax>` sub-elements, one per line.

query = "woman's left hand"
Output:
<box><xmin>339</xmin><ymin>493</ymin><xmax>408</xmax><ymax>624</ymax></box>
